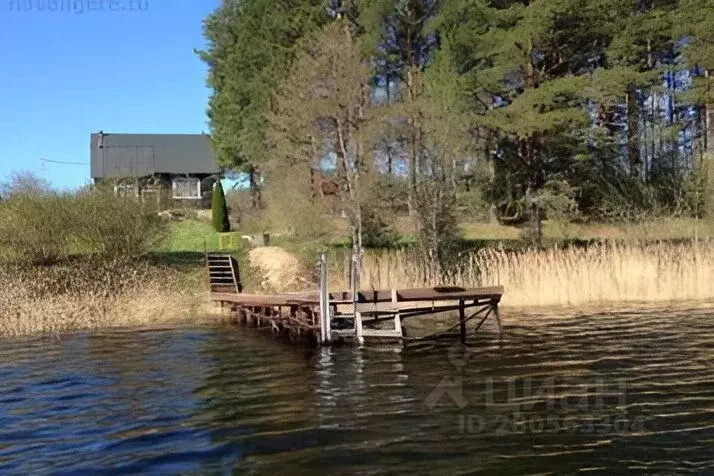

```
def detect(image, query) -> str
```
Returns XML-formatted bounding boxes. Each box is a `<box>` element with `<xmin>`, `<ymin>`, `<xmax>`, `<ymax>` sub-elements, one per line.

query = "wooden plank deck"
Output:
<box><xmin>210</xmin><ymin>292</ymin><xmax>320</xmax><ymax>306</ymax></box>
<box><xmin>211</xmin><ymin>286</ymin><xmax>504</xmax><ymax>307</ymax></box>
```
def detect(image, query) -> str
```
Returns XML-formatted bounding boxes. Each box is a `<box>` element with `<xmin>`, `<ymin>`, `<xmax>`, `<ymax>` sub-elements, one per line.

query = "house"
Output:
<box><xmin>90</xmin><ymin>131</ymin><xmax>221</xmax><ymax>208</ymax></box>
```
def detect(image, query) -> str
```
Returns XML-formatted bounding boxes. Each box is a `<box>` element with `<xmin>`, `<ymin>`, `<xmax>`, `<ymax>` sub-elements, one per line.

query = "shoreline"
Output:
<box><xmin>2</xmin><ymin>297</ymin><xmax>711</xmax><ymax>342</ymax></box>
<box><xmin>1</xmin><ymin>238</ymin><xmax>712</xmax><ymax>339</ymax></box>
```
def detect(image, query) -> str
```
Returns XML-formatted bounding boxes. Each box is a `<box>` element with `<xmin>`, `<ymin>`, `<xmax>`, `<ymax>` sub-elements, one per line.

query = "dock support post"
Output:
<box><xmin>355</xmin><ymin>311</ymin><xmax>364</xmax><ymax>345</ymax></box>
<box><xmin>394</xmin><ymin>312</ymin><xmax>403</xmax><ymax>338</ymax></box>
<box><xmin>318</xmin><ymin>252</ymin><xmax>331</xmax><ymax>344</ymax></box>
<box><xmin>493</xmin><ymin>301</ymin><xmax>503</xmax><ymax>339</ymax></box>
<box><xmin>351</xmin><ymin>250</ymin><xmax>360</xmax><ymax>345</ymax></box>
<box><xmin>459</xmin><ymin>299</ymin><xmax>466</xmax><ymax>344</ymax></box>
<box><xmin>237</xmin><ymin>306</ymin><xmax>246</xmax><ymax>325</ymax></box>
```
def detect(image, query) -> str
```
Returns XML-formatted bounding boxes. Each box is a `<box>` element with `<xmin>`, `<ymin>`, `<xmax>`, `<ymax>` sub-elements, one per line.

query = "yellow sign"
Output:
<box><xmin>218</xmin><ymin>232</ymin><xmax>241</xmax><ymax>250</ymax></box>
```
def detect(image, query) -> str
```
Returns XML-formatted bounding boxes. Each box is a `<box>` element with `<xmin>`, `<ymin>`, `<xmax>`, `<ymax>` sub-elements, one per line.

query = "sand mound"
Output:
<box><xmin>248</xmin><ymin>246</ymin><xmax>314</xmax><ymax>293</ymax></box>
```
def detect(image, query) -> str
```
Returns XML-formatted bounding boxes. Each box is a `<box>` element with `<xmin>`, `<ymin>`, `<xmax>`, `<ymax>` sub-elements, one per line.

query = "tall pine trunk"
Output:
<box><xmin>627</xmin><ymin>84</ymin><xmax>641</xmax><ymax>178</ymax></box>
<box><xmin>524</xmin><ymin>36</ymin><xmax>542</xmax><ymax>245</ymax></box>
<box><xmin>248</xmin><ymin>164</ymin><xmax>261</xmax><ymax>209</ymax></box>
<box><xmin>704</xmin><ymin>71</ymin><xmax>714</xmax><ymax>220</ymax></box>
<box><xmin>406</xmin><ymin>67</ymin><xmax>421</xmax><ymax>219</ymax></box>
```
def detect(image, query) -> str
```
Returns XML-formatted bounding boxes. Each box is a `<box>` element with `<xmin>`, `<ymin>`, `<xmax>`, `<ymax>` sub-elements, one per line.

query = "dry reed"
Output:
<box><xmin>0</xmin><ymin>261</ymin><xmax>215</xmax><ymax>338</ymax></box>
<box><xmin>349</xmin><ymin>240</ymin><xmax>714</xmax><ymax>307</ymax></box>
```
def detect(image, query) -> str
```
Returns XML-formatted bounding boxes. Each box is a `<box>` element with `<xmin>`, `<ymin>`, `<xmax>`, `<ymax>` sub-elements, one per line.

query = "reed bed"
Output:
<box><xmin>348</xmin><ymin>240</ymin><xmax>714</xmax><ymax>307</ymax></box>
<box><xmin>0</xmin><ymin>261</ymin><xmax>213</xmax><ymax>338</ymax></box>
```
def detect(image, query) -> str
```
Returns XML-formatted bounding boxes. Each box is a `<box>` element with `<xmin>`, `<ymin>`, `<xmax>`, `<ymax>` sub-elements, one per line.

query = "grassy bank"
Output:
<box><xmin>0</xmin><ymin>187</ymin><xmax>243</xmax><ymax>338</ymax></box>
<box><xmin>0</xmin><ymin>214</ymin><xmax>261</xmax><ymax>338</ymax></box>
<box><xmin>459</xmin><ymin>217</ymin><xmax>714</xmax><ymax>242</ymax></box>
<box><xmin>2</xmin><ymin>187</ymin><xmax>712</xmax><ymax>338</ymax></box>
<box><xmin>159</xmin><ymin>218</ymin><xmax>222</xmax><ymax>253</ymax></box>
<box><xmin>252</xmin><ymin>213</ymin><xmax>714</xmax><ymax>245</ymax></box>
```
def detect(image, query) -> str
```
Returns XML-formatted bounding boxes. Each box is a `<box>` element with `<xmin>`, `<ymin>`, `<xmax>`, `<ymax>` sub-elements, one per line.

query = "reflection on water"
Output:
<box><xmin>0</xmin><ymin>307</ymin><xmax>713</xmax><ymax>474</ymax></box>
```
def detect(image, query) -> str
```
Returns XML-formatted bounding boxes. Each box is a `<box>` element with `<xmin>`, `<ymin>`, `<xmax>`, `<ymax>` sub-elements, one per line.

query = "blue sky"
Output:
<box><xmin>0</xmin><ymin>0</ymin><xmax>219</xmax><ymax>190</ymax></box>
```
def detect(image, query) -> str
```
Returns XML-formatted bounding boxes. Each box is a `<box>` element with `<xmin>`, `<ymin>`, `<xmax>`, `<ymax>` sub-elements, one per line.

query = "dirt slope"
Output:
<box><xmin>247</xmin><ymin>246</ymin><xmax>315</xmax><ymax>293</ymax></box>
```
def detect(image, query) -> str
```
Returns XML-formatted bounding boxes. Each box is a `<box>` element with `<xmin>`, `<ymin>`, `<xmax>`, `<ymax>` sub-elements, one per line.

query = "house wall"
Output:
<box><xmin>95</xmin><ymin>174</ymin><xmax>218</xmax><ymax>210</ymax></box>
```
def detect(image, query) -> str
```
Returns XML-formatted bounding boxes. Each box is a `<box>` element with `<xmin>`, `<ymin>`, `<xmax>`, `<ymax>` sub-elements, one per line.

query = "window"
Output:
<box><xmin>114</xmin><ymin>182</ymin><xmax>138</xmax><ymax>198</ymax></box>
<box><xmin>172</xmin><ymin>177</ymin><xmax>201</xmax><ymax>199</ymax></box>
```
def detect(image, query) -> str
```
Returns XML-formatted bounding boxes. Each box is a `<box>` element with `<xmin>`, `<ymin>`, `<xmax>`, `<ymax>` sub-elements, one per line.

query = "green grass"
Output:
<box><xmin>149</xmin><ymin>219</ymin><xmax>265</xmax><ymax>290</ymax></box>
<box><xmin>459</xmin><ymin>218</ymin><xmax>714</xmax><ymax>242</ymax></box>
<box><xmin>149</xmin><ymin>215</ymin><xmax>714</xmax><ymax>274</ymax></box>
<box><xmin>138</xmin><ymin>215</ymin><xmax>714</xmax><ymax>295</ymax></box>
<box><xmin>158</xmin><ymin>220</ymin><xmax>222</xmax><ymax>253</ymax></box>
<box><xmin>149</xmin><ymin>220</ymin><xmax>224</xmax><ymax>272</ymax></box>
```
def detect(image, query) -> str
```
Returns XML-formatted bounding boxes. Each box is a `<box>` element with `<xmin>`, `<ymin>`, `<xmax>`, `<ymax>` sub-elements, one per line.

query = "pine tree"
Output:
<box><xmin>372</xmin><ymin>0</ymin><xmax>441</xmax><ymax>216</ymax></box>
<box><xmin>440</xmin><ymin>0</ymin><xmax>609</xmax><ymax>242</ymax></box>
<box><xmin>678</xmin><ymin>0</ymin><xmax>714</xmax><ymax>219</ymax></box>
<box><xmin>198</xmin><ymin>0</ymin><xmax>712</xmax><ymax>240</ymax></box>
<box><xmin>198</xmin><ymin>0</ymin><xmax>329</xmax><ymax>207</ymax></box>
<box><xmin>212</xmin><ymin>180</ymin><xmax>230</xmax><ymax>233</ymax></box>
<box><xmin>606</xmin><ymin>0</ymin><xmax>679</xmax><ymax>180</ymax></box>
<box><xmin>412</xmin><ymin>39</ymin><xmax>470</xmax><ymax>269</ymax></box>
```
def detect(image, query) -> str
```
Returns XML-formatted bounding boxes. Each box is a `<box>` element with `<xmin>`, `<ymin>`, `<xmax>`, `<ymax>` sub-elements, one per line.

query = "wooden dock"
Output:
<box><xmin>208</xmin><ymin>253</ymin><xmax>504</xmax><ymax>345</ymax></box>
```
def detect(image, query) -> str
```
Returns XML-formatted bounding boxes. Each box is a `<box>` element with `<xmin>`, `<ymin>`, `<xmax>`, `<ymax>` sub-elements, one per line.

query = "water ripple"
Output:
<box><xmin>0</xmin><ymin>309</ymin><xmax>712</xmax><ymax>474</ymax></box>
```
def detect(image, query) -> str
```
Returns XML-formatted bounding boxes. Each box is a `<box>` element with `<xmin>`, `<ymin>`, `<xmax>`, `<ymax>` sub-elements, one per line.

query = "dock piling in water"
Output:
<box><xmin>318</xmin><ymin>252</ymin><xmax>331</xmax><ymax>344</ymax></box>
<box><xmin>459</xmin><ymin>299</ymin><xmax>466</xmax><ymax>344</ymax></box>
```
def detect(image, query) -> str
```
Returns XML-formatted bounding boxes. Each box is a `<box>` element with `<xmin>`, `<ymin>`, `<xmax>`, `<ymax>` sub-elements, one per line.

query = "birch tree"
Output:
<box><xmin>268</xmin><ymin>18</ymin><xmax>375</xmax><ymax>261</ymax></box>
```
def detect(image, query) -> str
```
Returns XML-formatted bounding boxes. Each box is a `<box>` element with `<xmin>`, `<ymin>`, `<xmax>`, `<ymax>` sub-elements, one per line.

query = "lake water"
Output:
<box><xmin>1</xmin><ymin>307</ymin><xmax>713</xmax><ymax>474</ymax></box>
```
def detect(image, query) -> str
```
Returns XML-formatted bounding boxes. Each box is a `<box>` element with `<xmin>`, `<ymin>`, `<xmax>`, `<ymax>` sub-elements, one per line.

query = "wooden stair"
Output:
<box><xmin>206</xmin><ymin>253</ymin><xmax>242</xmax><ymax>294</ymax></box>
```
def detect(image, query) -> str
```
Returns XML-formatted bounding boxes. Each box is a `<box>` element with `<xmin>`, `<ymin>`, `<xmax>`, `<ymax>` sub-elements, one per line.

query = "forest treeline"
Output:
<box><xmin>198</xmin><ymin>0</ymin><xmax>714</xmax><ymax>266</ymax></box>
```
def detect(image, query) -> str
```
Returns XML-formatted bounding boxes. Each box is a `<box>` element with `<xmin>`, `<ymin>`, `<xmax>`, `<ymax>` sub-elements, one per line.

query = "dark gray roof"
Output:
<box><xmin>90</xmin><ymin>132</ymin><xmax>219</xmax><ymax>178</ymax></box>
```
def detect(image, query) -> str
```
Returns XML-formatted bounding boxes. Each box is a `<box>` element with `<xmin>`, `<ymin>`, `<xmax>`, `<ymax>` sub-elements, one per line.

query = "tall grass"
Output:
<box><xmin>0</xmin><ymin>260</ymin><xmax>213</xmax><ymax>338</ymax></box>
<box><xmin>344</xmin><ymin>241</ymin><xmax>714</xmax><ymax>307</ymax></box>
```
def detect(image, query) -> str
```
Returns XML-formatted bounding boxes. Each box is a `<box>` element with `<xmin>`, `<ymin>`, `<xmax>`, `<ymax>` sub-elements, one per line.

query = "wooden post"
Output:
<box><xmin>319</xmin><ymin>255</ymin><xmax>325</xmax><ymax>343</ymax></box>
<box><xmin>459</xmin><ymin>299</ymin><xmax>466</xmax><ymax>344</ymax></box>
<box><xmin>318</xmin><ymin>252</ymin><xmax>330</xmax><ymax>344</ymax></box>
<box><xmin>324</xmin><ymin>258</ymin><xmax>331</xmax><ymax>343</ymax></box>
<box><xmin>493</xmin><ymin>301</ymin><xmax>503</xmax><ymax>339</ymax></box>
<box><xmin>394</xmin><ymin>312</ymin><xmax>403</xmax><ymax>338</ymax></box>
<box><xmin>391</xmin><ymin>287</ymin><xmax>402</xmax><ymax>339</ymax></box>
<box><xmin>355</xmin><ymin>311</ymin><xmax>364</xmax><ymax>345</ymax></box>
<box><xmin>351</xmin><ymin>251</ymin><xmax>359</xmax><ymax>343</ymax></box>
